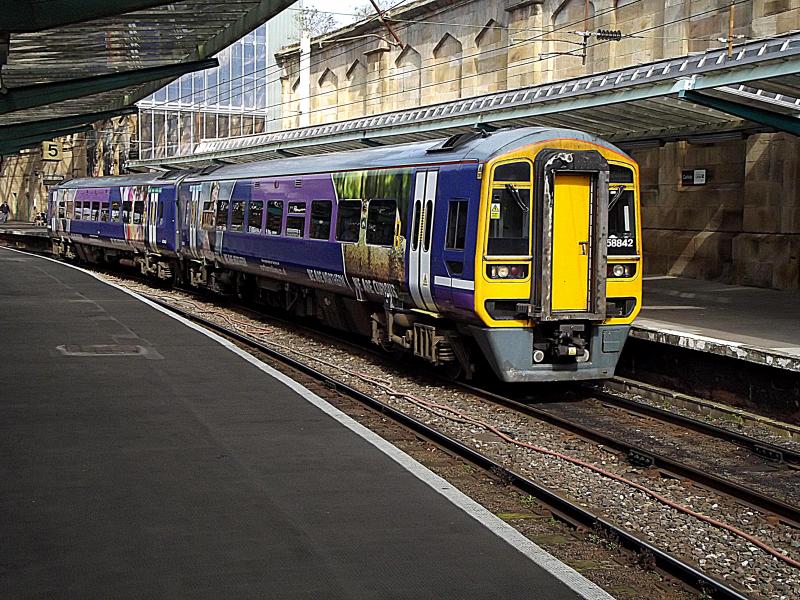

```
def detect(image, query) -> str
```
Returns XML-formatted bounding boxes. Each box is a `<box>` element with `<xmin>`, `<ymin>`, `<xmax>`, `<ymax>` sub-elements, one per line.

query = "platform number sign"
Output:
<box><xmin>42</xmin><ymin>141</ymin><xmax>63</xmax><ymax>162</ymax></box>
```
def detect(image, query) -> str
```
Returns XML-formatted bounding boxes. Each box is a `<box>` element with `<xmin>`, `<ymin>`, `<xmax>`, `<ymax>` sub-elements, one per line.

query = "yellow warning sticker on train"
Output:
<box><xmin>490</xmin><ymin>203</ymin><xmax>501</xmax><ymax>219</ymax></box>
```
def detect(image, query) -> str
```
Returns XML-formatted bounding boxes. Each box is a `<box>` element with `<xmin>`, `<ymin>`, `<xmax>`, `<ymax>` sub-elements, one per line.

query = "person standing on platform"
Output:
<box><xmin>0</xmin><ymin>199</ymin><xmax>9</xmax><ymax>224</ymax></box>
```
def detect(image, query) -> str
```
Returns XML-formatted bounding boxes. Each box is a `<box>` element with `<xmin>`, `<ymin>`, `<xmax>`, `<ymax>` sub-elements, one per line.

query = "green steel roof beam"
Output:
<box><xmin>679</xmin><ymin>90</ymin><xmax>800</xmax><ymax>136</ymax></box>
<box><xmin>0</xmin><ymin>107</ymin><xmax>137</xmax><ymax>142</ymax></box>
<box><xmin>1</xmin><ymin>1</ymin><xmax>178</xmax><ymax>33</ymax></box>
<box><xmin>0</xmin><ymin>124</ymin><xmax>94</xmax><ymax>156</ymax></box>
<box><xmin>0</xmin><ymin>58</ymin><xmax>218</xmax><ymax>115</ymax></box>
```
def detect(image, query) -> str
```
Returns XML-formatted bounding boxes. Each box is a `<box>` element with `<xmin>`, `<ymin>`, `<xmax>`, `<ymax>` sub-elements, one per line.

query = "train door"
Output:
<box><xmin>408</xmin><ymin>170</ymin><xmax>439</xmax><ymax>312</ymax></box>
<box><xmin>535</xmin><ymin>150</ymin><xmax>608</xmax><ymax>321</ymax></box>
<box><xmin>551</xmin><ymin>174</ymin><xmax>591</xmax><ymax>311</ymax></box>
<box><xmin>146</xmin><ymin>187</ymin><xmax>159</xmax><ymax>253</ymax></box>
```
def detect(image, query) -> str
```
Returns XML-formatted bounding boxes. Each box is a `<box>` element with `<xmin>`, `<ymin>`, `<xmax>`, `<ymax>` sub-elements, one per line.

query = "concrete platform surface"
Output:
<box><xmin>0</xmin><ymin>221</ymin><xmax>49</xmax><ymax>237</ymax></box>
<box><xmin>635</xmin><ymin>275</ymin><xmax>800</xmax><ymax>372</ymax></box>
<box><xmin>0</xmin><ymin>247</ymin><xmax>606</xmax><ymax>600</ymax></box>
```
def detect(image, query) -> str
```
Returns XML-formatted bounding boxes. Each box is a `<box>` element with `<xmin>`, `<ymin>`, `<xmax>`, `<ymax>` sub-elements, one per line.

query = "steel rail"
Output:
<box><xmin>587</xmin><ymin>385</ymin><xmax>800</xmax><ymax>466</ymax></box>
<box><xmin>459</xmin><ymin>382</ymin><xmax>800</xmax><ymax>528</ymax></box>
<box><xmin>143</xmin><ymin>294</ymin><xmax>751</xmax><ymax>600</ymax></box>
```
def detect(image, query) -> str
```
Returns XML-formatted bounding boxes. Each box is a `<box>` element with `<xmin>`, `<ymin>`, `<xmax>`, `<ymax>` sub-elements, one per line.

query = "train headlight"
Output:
<box><xmin>607</xmin><ymin>263</ymin><xmax>636</xmax><ymax>278</ymax></box>
<box><xmin>487</xmin><ymin>264</ymin><xmax>529</xmax><ymax>279</ymax></box>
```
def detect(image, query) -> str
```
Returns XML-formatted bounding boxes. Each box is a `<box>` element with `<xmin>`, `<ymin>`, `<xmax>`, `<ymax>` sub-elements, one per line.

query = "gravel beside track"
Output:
<box><xmin>102</xmin><ymin>274</ymin><xmax>800</xmax><ymax>600</ymax></box>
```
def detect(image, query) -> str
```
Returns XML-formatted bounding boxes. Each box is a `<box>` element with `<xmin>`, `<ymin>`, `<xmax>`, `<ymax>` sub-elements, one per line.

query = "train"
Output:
<box><xmin>48</xmin><ymin>126</ymin><xmax>642</xmax><ymax>382</ymax></box>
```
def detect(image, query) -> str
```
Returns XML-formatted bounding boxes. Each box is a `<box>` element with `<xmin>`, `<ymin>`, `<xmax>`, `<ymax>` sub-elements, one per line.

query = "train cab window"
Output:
<box><xmin>122</xmin><ymin>201</ymin><xmax>131</xmax><ymax>223</ymax></box>
<box><xmin>366</xmin><ymin>200</ymin><xmax>396</xmax><ymax>247</ymax></box>
<box><xmin>608</xmin><ymin>188</ymin><xmax>637</xmax><ymax>255</ymax></box>
<box><xmin>111</xmin><ymin>200</ymin><xmax>121</xmax><ymax>222</ymax></box>
<box><xmin>610</xmin><ymin>164</ymin><xmax>634</xmax><ymax>184</ymax></box>
<box><xmin>445</xmin><ymin>200</ymin><xmax>468</xmax><ymax>250</ymax></box>
<box><xmin>336</xmin><ymin>200</ymin><xmax>362</xmax><ymax>243</ymax></box>
<box><xmin>487</xmin><ymin>186</ymin><xmax>530</xmax><ymax>256</ymax></box>
<box><xmin>100</xmin><ymin>202</ymin><xmax>110</xmax><ymax>222</ymax></box>
<box><xmin>494</xmin><ymin>162</ymin><xmax>531</xmax><ymax>182</ymax></box>
<box><xmin>133</xmin><ymin>200</ymin><xmax>144</xmax><ymax>224</ymax></box>
<box><xmin>266</xmin><ymin>200</ymin><xmax>283</xmax><ymax>235</ymax></box>
<box><xmin>230</xmin><ymin>201</ymin><xmax>245</xmax><ymax>232</ymax></box>
<box><xmin>247</xmin><ymin>201</ymin><xmax>264</xmax><ymax>233</ymax></box>
<box><xmin>215</xmin><ymin>199</ymin><xmax>229</xmax><ymax>231</ymax></box>
<box><xmin>57</xmin><ymin>202</ymin><xmax>65</xmax><ymax>219</ymax></box>
<box><xmin>310</xmin><ymin>200</ymin><xmax>332</xmax><ymax>240</ymax></box>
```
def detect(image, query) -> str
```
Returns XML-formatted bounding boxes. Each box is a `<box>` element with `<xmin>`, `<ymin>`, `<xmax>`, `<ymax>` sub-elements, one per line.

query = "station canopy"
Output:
<box><xmin>128</xmin><ymin>31</ymin><xmax>800</xmax><ymax>169</ymax></box>
<box><xmin>0</xmin><ymin>0</ymin><xmax>295</xmax><ymax>155</ymax></box>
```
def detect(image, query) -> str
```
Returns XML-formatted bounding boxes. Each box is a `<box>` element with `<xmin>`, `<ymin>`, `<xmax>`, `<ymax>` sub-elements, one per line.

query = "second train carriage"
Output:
<box><xmin>49</xmin><ymin>127</ymin><xmax>642</xmax><ymax>382</ymax></box>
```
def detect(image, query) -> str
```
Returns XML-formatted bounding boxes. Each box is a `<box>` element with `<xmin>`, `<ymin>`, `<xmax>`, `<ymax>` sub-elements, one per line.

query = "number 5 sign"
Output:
<box><xmin>42</xmin><ymin>140</ymin><xmax>63</xmax><ymax>161</ymax></box>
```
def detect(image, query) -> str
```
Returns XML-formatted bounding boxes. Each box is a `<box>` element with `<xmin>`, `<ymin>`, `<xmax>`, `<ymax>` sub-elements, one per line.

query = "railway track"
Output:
<box><xmin>462</xmin><ymin>382</ymin><xmax>800</xmax><ymax>527</ymax></box>
<box><xmin>143</xmin><ymin>292</ymin><xmax>770</xmax><ymax>600</ymax></box>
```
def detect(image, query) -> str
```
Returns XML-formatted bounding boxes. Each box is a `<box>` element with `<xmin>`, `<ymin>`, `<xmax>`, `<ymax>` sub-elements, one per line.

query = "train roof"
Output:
<box><xmin>57</xmin><ymin>127</ymin><xmax>631</xmax><ymax>189</ymax></box>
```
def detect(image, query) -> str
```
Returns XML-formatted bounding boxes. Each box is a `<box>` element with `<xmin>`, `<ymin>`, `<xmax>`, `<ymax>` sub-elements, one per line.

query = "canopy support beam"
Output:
<box><xmin>0</xmin><ymin>59</ymin><xmax>218</xmax><ymax>115</ymax></box>
<box><xmin>679</xmin><ymin>90</ymin><xmax>800</xmax><ymax>136</ymax></box>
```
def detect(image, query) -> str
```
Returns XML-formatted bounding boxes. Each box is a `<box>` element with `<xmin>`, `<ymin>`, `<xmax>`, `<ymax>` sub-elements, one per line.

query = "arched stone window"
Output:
<box><xmin>474</xmin><ymin>19</ymin><xmax>508</xmax><ymax>94</ymax></box>
<box><xmin>428</xmin><ymin>33</ymin><xmax>463</xmax><ymax>103</ymax></box>
<box><xmin>344</xmin><ymin>60</ymin><xmax>367</xmax><ymax>118</ymax></box>
<box><xmin>394</xmin><ymin>45</ymin><xmax>421</xmax><ymax>109</ymax></box>
<box><xmin>317</xmin><ymin>67</ymin><xmax>339</xmax><ymax>124</ymax></box>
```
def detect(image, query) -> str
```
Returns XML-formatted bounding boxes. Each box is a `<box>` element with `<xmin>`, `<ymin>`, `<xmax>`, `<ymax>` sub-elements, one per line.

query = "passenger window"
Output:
<box><xmin>487</xmin><ymin>186</ymin><xmax>530</xmax><ymax>256</ymax></box>
<box><xmin>310</xmin><ymin>200</ymin><xmax>332</xmax><ymax>240</ymax></box>
<box><xmin>494</xmin><ymin>162</ymin><xmax>531</xmax><ymax>182</ymax></box>
<box><xmin>248</xmin><ymin>200</ymin><xmax>264</xmax><ymax>233</ymax></box>
<box><xmin>286</xmin><ymin>202</ymin><xmax>306</xmax><ymax>237</ymax></box>
<box><xmin>66</xmin><ymin>199</ymin><xmax>74</xmax><ymax>219</ymax></box>
<box><xmin>100</xmin><ymin>203</ymin><xmax>109</xmax><ymax>222</ymax></box>
<box><xmin>133</xmin><ymin>201</ymin><xmax>144</xmax><ymax>224</ymax></box>
<box><xmin>90</xmin><ymin>202</ymin><xmax>99</xmax><ymax>221</ymax></box>
<box><xmin>366</xmin><ymin>200</ymin><xmax>396</xmax><ymax>246</ymax></box>
<box><xmin>266</xmin><ymin>201</ymin><xmax>283</xmax><ymax>235</ymax></box>
<box><xmin>423</xmin><ymin>200</ymin><xmax>433</xmax><ymax>252</ymax></box>
<box><xmin>201</xmin><ymin>194</ymin><xmax>215</xmax><ymax>230</ymax></box>
<box><xmin>74</xmin><ymin>201</ymin><xmax>82</xmax><ymax>220</ymax></box>
<box><xmin>445</xmin><ymin>200</ymin><xmax>468</xmax><ymax>250</ymax></box>
<box><xmin>157</xmin><ymin>200</ymin><xmax>164</xmax><ymax>226</ymax></box>
<box><xmin>336</xmin><ymin>200</ymin><xmax>362</xmax><ymax>243</ymax></box>
<box><xmin>215</xmin><ymin>199</ymin><xmax>229</xmax><ymax>231</ymax></box>
<box><xmin>411</xmin><ymin>201</ymin><xmax>421</xmax><ymax>251</ymax></box>
<box><xmin>122</xmin><ymin>200</ymin><xmax>131</xmax><ymax>223</ymax></box>
<box><xmin>230</xmin><ymin>201</ymin><xmax>245</xmax><ymax>232</ymax></box>
<box><xmin>111</xmin><ymin>200</ymin><xmax>120</xmax><ymax>222</ymax></box>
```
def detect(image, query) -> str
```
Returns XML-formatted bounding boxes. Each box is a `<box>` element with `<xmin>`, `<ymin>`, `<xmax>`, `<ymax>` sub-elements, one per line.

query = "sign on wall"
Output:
<box><xmin>42</xmin><ymin>140</ymin><xmax>63</xmax><ymax>161</ymax></box>
<box><xmin>681</xmin><ymin>169</ymin><xmax>707</xmax><ymax>186</ymax></box>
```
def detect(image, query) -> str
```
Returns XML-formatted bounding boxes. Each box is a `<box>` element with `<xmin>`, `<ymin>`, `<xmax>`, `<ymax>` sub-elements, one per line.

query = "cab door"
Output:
<box><xmin>408</xmin><ymin>170</ymin><xmax>439</xmax><ymax>312</ymax></box>
<box><xmin>551</xmin><ymin>174</ymin><xmax>591</xmax><ymax>312</ymax></box>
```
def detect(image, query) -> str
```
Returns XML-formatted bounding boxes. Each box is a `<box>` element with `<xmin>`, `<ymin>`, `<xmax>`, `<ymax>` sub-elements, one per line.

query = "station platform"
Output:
<box><xmin>634</xmin><ymin>275</ymin><xmax>800</xmax><ymax>373</ymax></box>
<box><xmin>0</xmin><ymin>220</ymin><xmax>49</xmax><ymax>237</ymax></box>
<box><xmin>0</xmin><ymin>247</ymin><xmax>606</xmax><ymax>600</ymax></box>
